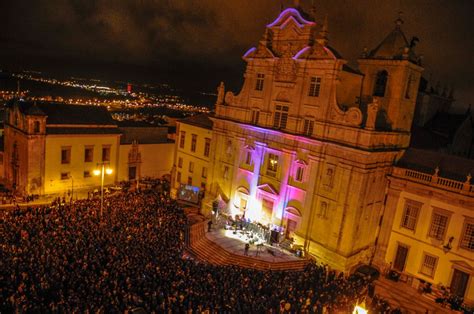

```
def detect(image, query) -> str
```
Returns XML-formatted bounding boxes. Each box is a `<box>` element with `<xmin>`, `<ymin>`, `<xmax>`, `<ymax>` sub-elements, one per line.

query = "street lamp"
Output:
<box><xmin>93</xmin><ymin>163</ymin><xmax>113</xmax><ymax>219</ymax></box>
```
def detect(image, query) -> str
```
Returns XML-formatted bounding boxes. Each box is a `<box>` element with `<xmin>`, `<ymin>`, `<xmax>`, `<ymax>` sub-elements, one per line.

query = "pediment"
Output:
<box><xmin>257</xmin><ymin>183</ymin><xmax>279</xmax><ymax>196</ymax></box>
<box><xmin>285</xmin><ymin>206</ymin><xmax>302</xmax><ymax>217</ymax></box>
<box><xmin>451</xmin><ymin>260</ymin><xmax>474</xmax><ymax>274</ymax></box>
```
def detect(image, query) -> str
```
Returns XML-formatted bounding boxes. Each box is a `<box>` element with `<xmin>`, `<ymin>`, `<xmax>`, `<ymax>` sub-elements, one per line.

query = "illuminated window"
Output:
<box><xmin>102</xmin><ymin>146</ymin><xmax>111</xmax><ymax>162</ymax></box>
<box><xmin>178</xmin><ymin>157</ymin><xmax>183</xmax><ymax>168</ymax></box>
<box><xmin>188</xmin><ymin>176</ymin><xmax>193</xmax><ymax>185</ymax></box>
<box><xmin>267</xmin><ymin>153</ymin><xmax>278</xmax><ymax>175</ymax></box>
<box><xmin>308</xmin><ymin>76</ymin><xmax>321</xmax><ymax>97</ymax></box>
<box><xmin>84</xmin><ymin>146</ymin><xmax>94</xmax><ymax>163</ymax></box>
<box><xmin>273</xmin><ymin>105</ymin><xmax>289</xmax><ymax>129</ymax></box>
<box><xmin>251</xmin><ymin>109</ymin><xmax>260</xmax><ymax>125</ymax></box>
<box><xmin>420</xmin><ymin>253</ymin><xmax>438</xmax><ymax>277</ymax></box>
<box><xmin>295</xmin><ymin>166</ymin><xmax>304</xmax><ymax>182</ymax></box>
<box><xmin>60</xmin><ymin>172</ymin><xmax>70</xmax><ymax>180</ymax></box>
<box><xmin>303</xmin><ymin>119</ymin><xmax>314</xmax><ymax>136</ymax></box>
<box><xmin>33</xmin><ymin>121</ymin><xmax>40</xmax><ymax>133</ymax></box>
<box><xmin>401</xmin><ymin>200</ymin><xmax>421</xmax><ymax>231</ymax></box>
<box><xmin>189</xmin><ymin>161</ymin><xmax>194</xmax><ymax>173</ymax></box>
<box><xmin>460</xmin><ymin>221</ymin><xmax>474</xmax><ymax>251</ymax></box>
<box><xmin>179</xmin><ymin>131</ymin><xmax>186</xmax><ymax>149</ymax></box>
<box><xmin>373</xmin><ymin>70</ymin><xmax>388</xmax><ymax>97</ymax></box>
<box><xmin>255</xmin><ymin>73</ymin><xmax>265</xmax><ymax>91</ymax></box>
<box><xmin>83</xmin><ymin>171</ymin><xmax>91</xmax><ymax>178</ymax></box>
<box><xmin>201</xmin><ymin>167</ymin><xmax>207</xmax><ymax>178</ymax></box>
<box><xmin>428</xmin><ymin>211</ymin><xmax>449</xmax><ymax>240</ymax></box>
<box><xmin>191</xmin><ymin>134</ymin><xmax>197</xmax><ymax>152</ymax></box>
<box><xmin>61</xmin><ymin>147</ymin><xmax>71</xmax><ymax>164</ymax></box>
<box><xmin>204</xmin><ymin>138</ymin><xmax>211</xmax><ymax>157</ymax></box>
<box><xmin>176</xmin><ymin>171</ymin><xmax>181</xmax><ymax>184</ymax></box>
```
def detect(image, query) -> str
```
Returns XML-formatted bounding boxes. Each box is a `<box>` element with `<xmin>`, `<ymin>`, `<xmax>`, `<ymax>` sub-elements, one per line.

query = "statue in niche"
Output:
<box><xmin>366</xmin><ymin>99</ymin><xmax>379</xmax><ymax>130</ymax></box>
<box><xmin>226</xmin><ymin>139</ymin><xmax>233</xmax><ymax>157</ymax></box>
<box><xmin>216</xmin><ymin>81</ymin><xmax>225</xmax><ymax>106</ymax></box>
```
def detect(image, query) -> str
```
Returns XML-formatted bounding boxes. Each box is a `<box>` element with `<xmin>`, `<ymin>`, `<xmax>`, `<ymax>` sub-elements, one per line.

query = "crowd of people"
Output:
<box><xmin>1</xmin><ymin>187</ymin><xmax>402</xmax><ymax>313</ymax></box>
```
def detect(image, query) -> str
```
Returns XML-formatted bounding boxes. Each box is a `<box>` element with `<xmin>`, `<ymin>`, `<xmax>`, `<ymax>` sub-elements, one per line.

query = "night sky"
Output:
<box><xmin>0</xmin><ymin>0</ymin><xmax>472</xmax><ymax>108</ymax></box>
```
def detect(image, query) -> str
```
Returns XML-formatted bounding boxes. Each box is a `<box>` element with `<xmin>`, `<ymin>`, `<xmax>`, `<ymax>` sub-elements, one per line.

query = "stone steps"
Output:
<box><xmin>187</xmin><ymin>235</ymin><xmax>308</xmax><ymax>271</ymax></box>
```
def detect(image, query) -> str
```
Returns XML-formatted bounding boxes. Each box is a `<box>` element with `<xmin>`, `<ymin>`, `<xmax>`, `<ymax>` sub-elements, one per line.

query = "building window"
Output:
<box><xmin>189</xmin><ymin>161</ymin><xmax>194</xmax><ymax>173</ymax></box>
<box><xmin>420</xmin><ymin>253</ymin><xmax>438</xmax><ymax>278</ymax></box>
<box><xmin>428</xmin><ymin>211</ymin><xmax>449</xmax><ymax>240</ymax></box>
<box><xmin>405</xmin><ymin>74</ymin><xmax>415</xmax><ymax>99</ymax></box>
<box><xmin>60</xmin><ymin>172</ymin><xmax>70</xmax><ymax>180</ymax></box>
<box><xmin>61</xmin><ymin>147</ymin><xmax>71</xmax><ymax>164</ymax></box>
<box><xmin>400</xmin><ymin>200</ymin><xmax>421</xmax><ymax>231</ymax></box>
<box><xmin>191</xmin><ymin>134</ymin><xmax>197</xmax><ymax>153</ymax></box>
<box><xmin>188</xmin><ymin>176</ymin><xmax>193</xmax><ymax>185</ymax></box>
<box><xmin>102</xmin><ymin>146</ymin><xmax>111</xmax><ymax>162</ymax></box>
<box><xmin>179</xmin><ymin>131</ymin><xmax>186</xmax><ymax>149</ymax></box>
<box><xmin>460</xmin><ymin>221</ymin><xmax>474</xmax><ymax>251</ymax></box>
<box><xmin>204</xmin><ymin>138</ymin><xmax>211</xmax><ymax>157</ymax></box>
<box><xmin>295</xmin><ymin>166</ymin><xmax>304</xmax><ymax>182</ymax></box>
<box><xmin>273</xmin><ymin>105</ymin><xmax>289</xmax><ymax>129</ymax></box>
<box><xmin>178</xmin><ymin>157</ymin><xmax>183</xmax><ymax>168</ymax></box>
<box><xmin>255</xmin><ymin>73</ymin><xmax>265</xmax><ymax>91</ymax></box>
<box><xmin>308</xmin><ymin>76</ymin><xmax>322</xmax><ymax>97</ymax></box>
<box><xmin>267</xmin><ymin>153</ymin><xmax>278</xmax><ymax>175</ymax></box>
<box><xmin>245</xmin><ymin>151</ymin><xmax>252</xmax><ymax>165</ymax></box>
<box><xmin>201</xmin><ymin>167</ymin><xmax>207</xmax><ymax>178</ymax></box>
<box><xmin>251</xmin><ymin>109</ymin><xmax>260</xmax><ymax>125</ymax></box>
<box><xmin>373</xmin><ymin>70</ymin><xmax>388</xmax><ymax>97</ymax></box>
<box><xmin>84</xmin><ymin>147</ymin><xmax>94</xmax><ymax>163</ymax></box>
<box><xmin>201</xmin><ymin>182</ymin><xmax>206</xmax><ymax>190</ymax></box>
<box><xmin>34</xmin><ymin>121</ymin><xmax>40</xmax><ymax>133</ymax></box>
<box><xmin>319</xmin><ymin>202</ymin><xmax>328</xmax><ymax>219</ymax></box>
<box><xmin>176</xmin><ymin>171</ymin><xmax>181</xmax><ymax>184</ymax></box>
<box><xmin>83</xmin><ymin>171</ymin><xmax>91</xmax><ymax>178</ymax></box>
<box><xmin>303</xmin><ymin>119</ymin><xmax>314</xmax><ymax>136</ymax></box>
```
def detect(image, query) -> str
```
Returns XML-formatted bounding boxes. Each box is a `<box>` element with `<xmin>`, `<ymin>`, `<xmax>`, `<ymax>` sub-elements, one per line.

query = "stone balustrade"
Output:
<box><xmin>393</xmin><ymin>167</ymin><xmax>473</xmax><ymax>196</ymax></box>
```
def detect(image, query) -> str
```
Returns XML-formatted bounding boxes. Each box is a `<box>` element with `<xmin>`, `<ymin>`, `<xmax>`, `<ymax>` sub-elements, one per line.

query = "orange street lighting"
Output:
<box><xmin>94</xmin><ymin>163</ymin><xmax>113</xmax><ymax>219</ymax></box>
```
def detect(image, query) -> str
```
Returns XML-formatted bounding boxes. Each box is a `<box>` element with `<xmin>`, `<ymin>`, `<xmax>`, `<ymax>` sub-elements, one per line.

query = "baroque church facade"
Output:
<box><xmin>203</xmin><ymin>7</ymin><xmax>424</xmax><ymax>270</ymax></box>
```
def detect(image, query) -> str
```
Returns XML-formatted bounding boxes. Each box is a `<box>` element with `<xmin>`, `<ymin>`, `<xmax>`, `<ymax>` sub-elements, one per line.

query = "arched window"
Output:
<box><xmin>373</xmin><ymin>70</ymin><xmax>388</xmax><ymax>97</ymax></box>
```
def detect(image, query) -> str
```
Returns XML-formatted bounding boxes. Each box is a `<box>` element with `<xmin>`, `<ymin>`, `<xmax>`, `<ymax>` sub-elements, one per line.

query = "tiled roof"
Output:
<box><xmin>366</xmin><ymin>23</ymin><xmax>418</xmax><ymax>63</ymax></box>
<box><xmin>9</xmin><ymin>100</ymin><xmax>117</xmax><ymax>126</ymax></box>
<box><xmin>425</xmin><ymin>112</ymin><xmax>471</xmax><ymax>140</ymax></box>
<box><xmin>179</xmin><ymin>114</ymin><xmax>213</xmax><ymax>130</ymax></box>
<box><xmin>119</xmin><ymin>126</ymin><xmax>170</xmax><ymax>144</ymax></box>
<box><xmin>46</xmin><ymin>127</ymin><xmax>121</xmax><ymax>135</ymax></box>
<box><xmin>396</xmin><ymin>148</ymin><xmax>474</xmax><ymax>182</ymax></box>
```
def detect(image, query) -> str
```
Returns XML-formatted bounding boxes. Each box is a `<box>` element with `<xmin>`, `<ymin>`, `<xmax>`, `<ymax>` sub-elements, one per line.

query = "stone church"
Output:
<box><xmin>203</xmin><ymin>6</ymin><xmax>424</xmax><ymax>270</ymax></box>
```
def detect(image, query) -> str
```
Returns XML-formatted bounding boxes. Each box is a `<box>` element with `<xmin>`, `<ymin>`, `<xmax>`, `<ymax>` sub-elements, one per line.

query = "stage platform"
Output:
<box><xmin>185</xmin><ymin>218</ymin><xmax>308</xmax><ymax>271</ymax></box>
<box><xmin>206</xmin><ymin>228</ymin><xmax>300</xmax><ymax>263</ymax></box>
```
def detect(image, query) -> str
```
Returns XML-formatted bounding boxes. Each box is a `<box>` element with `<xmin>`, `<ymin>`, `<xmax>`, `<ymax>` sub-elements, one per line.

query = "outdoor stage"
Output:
<box><xmin>185</xmin><ymin>214</ymin><xmax>308</xmax><ymax>270</ymax></box>
<box><xmin>205</xmin><ymin>227</ymin><xmax>301</xmax><ymax>263</ymax></box>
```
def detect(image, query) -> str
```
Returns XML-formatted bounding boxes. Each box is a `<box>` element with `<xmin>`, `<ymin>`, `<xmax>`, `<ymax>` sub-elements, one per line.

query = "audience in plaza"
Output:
<box><xmin>1</xmin><ymin>185</ymin><xmax>462</xmax><ymax>313</ymax></box>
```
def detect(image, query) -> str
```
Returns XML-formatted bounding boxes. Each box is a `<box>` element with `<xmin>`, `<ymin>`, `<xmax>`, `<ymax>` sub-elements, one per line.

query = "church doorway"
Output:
<box><xmin>451</xmin><ymin>269</ymin><xmax>469</xmax><ymax>298</ymax></box>
<box><xmin>128</xmin><ymin>166</ymin><xmax>137</xmax><ymax>180</ymax></box>
<box><xmin>286</xmin><ymin>219</ymin><xmax>297</xmax><ymax>239</ymax></box>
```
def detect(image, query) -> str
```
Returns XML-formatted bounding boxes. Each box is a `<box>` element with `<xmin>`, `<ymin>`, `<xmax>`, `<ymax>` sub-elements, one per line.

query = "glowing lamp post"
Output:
<box><xmin>93</xmin><ymin>163</ymin><xmax>113</xmax><ymax>219</ymax></box>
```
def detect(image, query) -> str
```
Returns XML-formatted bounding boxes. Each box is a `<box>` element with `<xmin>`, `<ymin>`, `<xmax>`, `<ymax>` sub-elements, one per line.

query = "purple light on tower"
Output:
<box><xmin>266</xmin><ymin>8</ymin><xmax>315</xmax><ymax>28</ymax></box>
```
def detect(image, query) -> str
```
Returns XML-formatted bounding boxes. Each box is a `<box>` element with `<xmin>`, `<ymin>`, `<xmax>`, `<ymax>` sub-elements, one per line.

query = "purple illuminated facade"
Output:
<box><xmin>204</xmin><ymin>6</ymin><xmax>423</xmax><ymax>271</ymax></box>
